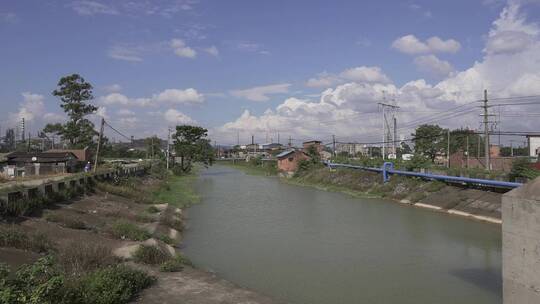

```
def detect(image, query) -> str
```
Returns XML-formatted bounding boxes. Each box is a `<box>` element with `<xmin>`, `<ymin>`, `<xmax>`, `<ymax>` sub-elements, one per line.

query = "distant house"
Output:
<box><xmin>302</xmin><ymin>141</ymin><xmax>323</xmax><ymax>153</ymax></box>
<box><xmin>276</xmin><ymin>150</ymin><xmax>310</xmax><ymax>173</ymax></box>
<box><xmin>47</xmin><ymin>147</ymin><xmax>90</xmax><ymax>162</ymax></box>
<box><xmin>4</xmin><ymin>151</ymin><xmax>78</xmax><ymax>176</ymax></box>
<box><xmin>527</xmin><ymin>135</ymin><xmax>540</xmax><ymax>158</ymax></box>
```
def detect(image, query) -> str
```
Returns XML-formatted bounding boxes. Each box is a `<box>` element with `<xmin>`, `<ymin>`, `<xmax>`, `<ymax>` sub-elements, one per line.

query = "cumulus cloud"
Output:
<box><xmin>414</xmin><ymin>55</ymin><xmax>454</xmax><ymax>77</ymax></box>
<box><xmin>171</xmin><ymin>39</ymin><xmax>197</xmax><ymax>58</ymax></box>
<box><xmin>153</xmin><ymin>88</ymin><xmax>204</xmax><ymax>104</ymax></box>
<box><xmin>99</xmin><ymin>88</ymin><xmax>203</xmax><ymax>107</ymax></box>
<box><xmin>214</xmin><ymin>1</ymin><xmax>540</xmax><ymax>144</ymax></box>
<box><xmin>230</xmin><ymin>83</ymin><xmax>291</xmax><ymax>102</ymax></box>
<box><xmin>306</xmin><ymin>66</ymin><xmax>391</xmax><ymax>88</ymax></box>
<box><xmin>163</xmin><ymin>109</ymin><xmax>196</xmax><ymax>124</ymax></box>
<box><xmin>392</xmin><ymin>34</ymin><xmax>461</xmax><ymax>54</ymax></box>
<box><xmin>7</xmin><ymin>92</ymin><xmax>64</xmax><ymax>127</ymax></box>
<box><xmin>202</xmin><ymin>46</ymin><xmax>219</xmax><ymax>56</ymax></box>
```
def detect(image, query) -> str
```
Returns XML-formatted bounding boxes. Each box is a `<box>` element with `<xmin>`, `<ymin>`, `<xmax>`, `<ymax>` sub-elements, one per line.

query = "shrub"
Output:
<box><xmin>110</xmin><ymin>221</ymin><xmax>150</xmax><ymax>241</ymax></box>
<box><xmin>510</xmin><ymin>158</ymin><xmax>540</xmax><ymax>181</ymax></box>
<box><xmin>161</xmin><ymin>216</ymin><xmax>183</xmax><ymax>231</ymax></box>
<box><xmin>159</xmin><ymin>253</ymin><xmax>192</xmax><ymax>272</ymax></box>
<box><xmin>0</xmin><ymin>226</ymin><xmax>54</xmax><ymax>253</ymax></box>
<box><xmin>45</xmin><ymin>213</ymin><xmax>87</xmax><ymax>230</ymax></box>
<box><xmin>1</xmin><ymin>257</ymin><xmax>154</xmax><ymax>304</ymax></box>
<box><xmin>158</xmin><ymin>234</ymin><xmax>174</xmax><ymax>245</ymax></box>
<box><xmin>57</xmin><ymin>241</ymin><xmax>116</xmax><ymax>276</ymax></box>
<box><xmin>146</xmin><ymin>206</ymin><xmax>160</xmax><ymax>213</ymax></box>
<box><xmin>133</xmin><ymin>245</ymin><xmax>170</xmax><ymax>265</ymax></box>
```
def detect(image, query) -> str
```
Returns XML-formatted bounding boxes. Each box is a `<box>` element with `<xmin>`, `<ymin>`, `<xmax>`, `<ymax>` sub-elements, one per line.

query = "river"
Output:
<box><xmin>182</xmin><ymin>165</ymin><xmax>502</xmax><ymax>304</ymax></box>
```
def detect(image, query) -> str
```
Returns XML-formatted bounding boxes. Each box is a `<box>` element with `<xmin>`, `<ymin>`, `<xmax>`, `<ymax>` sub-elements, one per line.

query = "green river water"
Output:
<box><xmin>182</xmin><ymin>165</ymin><xmax>502</xmax><ymax>304</ymax></box>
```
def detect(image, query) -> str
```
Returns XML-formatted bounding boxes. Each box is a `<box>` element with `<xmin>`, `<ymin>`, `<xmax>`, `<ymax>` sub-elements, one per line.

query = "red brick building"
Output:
<box><xmin>276</xmin><ymin>150</ymin><xmax>310</xmax><ymax>173</ymax></box>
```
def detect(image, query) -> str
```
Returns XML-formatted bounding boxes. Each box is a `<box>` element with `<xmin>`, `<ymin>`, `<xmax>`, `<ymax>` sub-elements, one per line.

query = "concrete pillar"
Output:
<box><xmin>502</xmin><ymin>177</ymin><xmax>540</xmax><ymax>304</ymax></box>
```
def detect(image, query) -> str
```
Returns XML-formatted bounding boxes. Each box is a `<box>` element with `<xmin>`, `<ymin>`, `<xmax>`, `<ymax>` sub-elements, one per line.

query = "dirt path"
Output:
<box><xmin>133</xmin><ymin>264</ymin><xmax>281</xmax><ymax>304</ymax></box>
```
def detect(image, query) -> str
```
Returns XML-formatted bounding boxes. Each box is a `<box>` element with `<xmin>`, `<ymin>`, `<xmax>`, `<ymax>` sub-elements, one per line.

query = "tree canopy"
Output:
<box><xmin>43</xmin><ymin>74</ymin><xmax>98</xmax><ymax>148</ymax></box>
<box><xmin>412</xmin><ymin>124</ymin><xmax>446</xmax><ymax>162</ymax></box>
<box><xmin>172</xmin><ymin>125</ymin><xmax>214</xmax><ymax>173</ymax></box>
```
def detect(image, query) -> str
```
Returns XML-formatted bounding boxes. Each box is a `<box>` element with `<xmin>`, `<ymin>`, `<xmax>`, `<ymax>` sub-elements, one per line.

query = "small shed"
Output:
<box><xmin>6</xmin><ymin>151</ymin><xmax>78</xmax><ymax>176</ymax></box>
<box><xmin>276</xmin><ymin>150</ymin><xmax>310</xmax><ymax>173</ymax></box>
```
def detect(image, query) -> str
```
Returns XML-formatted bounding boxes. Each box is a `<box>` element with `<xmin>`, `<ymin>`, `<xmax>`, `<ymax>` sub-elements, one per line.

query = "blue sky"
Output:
<box><xmin>2</xmin><ymin>0</ymin><xmax>540</xmax><ymax>145</ymax></box>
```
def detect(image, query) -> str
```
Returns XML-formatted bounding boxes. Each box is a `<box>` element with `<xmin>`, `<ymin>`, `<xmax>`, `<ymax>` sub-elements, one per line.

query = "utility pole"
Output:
<box><xmin>277</xmin><ymin>132</ymin><xmax>280</xmax><ymax>145</ymax></box>
<box><xmin>166</xmin><ymin>128</ymin><xmax>171</xmax><ymax>170</ymax></box>
<box><xmin>466</xmin><ymin>135</ymin><xmax>469</xmax><ymax>168</ymax></box>
<box><xmin>288</xmin><ymin>136</ymin><xmax>292</xmax><ymax>148</ymax></box>
<box><xmin>393</xmin><ymin>116</ymin><xmax>397</xmax><ymax>156</ymax></box>
<box><xmin>480</xmin><ymin>89</ymin><xmax>492</xmax><ymax>171</ymax></box>
<box><xmin>27</xmin><ymin>132</ymin><xmax>31</xmax><ymax>152</ymax></box>
<box><xmin>377</xmin><ymin>99</ymin><xmax>399</xmax><ymax>159</ymax></box>
<box><xmin>94</xmin><ymin>118</ymin><xmax>105</xmax><ymax>172</ymax></box>
<box><xmin>447</xmin><ymin>129</ymin><xmax>450</xmax><ymax>168</ymax></box>
<box><xmin>332</xmin><ymin>135</ymin><xmax>336</xmax><ymax>157</ymax></box>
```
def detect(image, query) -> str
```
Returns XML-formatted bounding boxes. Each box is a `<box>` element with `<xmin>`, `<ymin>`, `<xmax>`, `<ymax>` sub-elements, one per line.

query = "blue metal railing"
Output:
<box><xmin>326</xmin><ymin>162</ymin><xmax>523</xmax><ymax>189</ymax></box>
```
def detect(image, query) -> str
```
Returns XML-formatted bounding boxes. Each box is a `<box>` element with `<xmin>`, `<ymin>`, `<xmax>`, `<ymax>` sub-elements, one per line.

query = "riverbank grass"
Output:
<box><xmin>151</xmin><ymin>172</ymin><xmax>200</xmax><ymax>208</ymax></box>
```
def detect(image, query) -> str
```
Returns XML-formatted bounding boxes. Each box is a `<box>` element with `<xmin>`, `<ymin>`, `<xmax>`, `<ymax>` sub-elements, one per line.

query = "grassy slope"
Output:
<box><xmin>218</xmin><ymin>160</ymin><xmax>278</xmax><ymax>176</ymax></box>
<box><xmin>152</xmin><ymin>173</ymin><xmax>200</xmax><ymax>208</ymax></box>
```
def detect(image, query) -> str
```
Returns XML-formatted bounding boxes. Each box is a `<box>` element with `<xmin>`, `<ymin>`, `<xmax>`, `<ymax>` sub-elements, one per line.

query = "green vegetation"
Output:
<box><xmin>0</xmin><ymin>256</ymin><xmax>154</xmax><ymax>304</ymax></box>
<box><xmin>510</xmin><ymin>158</ymin><xmax>540</xmax><ymax>181</ymax></box>
<box><xmin>146</xmin><ymin>205</ymin><xmax>160</xmax><ymax>213</ymax></box>
<box><xmin>45</xmin><ymin>212</ymin><xmax>87</xmax><ymax>230</ymax></box>
<box><xmin>43</xmin><ymin>74</ymin><xmax>98</xmax><ymax>149</ymax></box>
<box><xmin>151</xmin><ymin>173</ymin><xmax>199</xmax><ymax>208</ymax></box>
<box><xmin>159</xmin><ymin>253</ymin><xmax>192</xmax><ymax>272</ymax></box>
<box><xmin>0</xmin><ymin>226</ymin><xmax>54</xmax><ymax>253</ymax></box>
<box><xmin>133</xmin><ymin>245</ymin><xmax>171</xmax><ymax>265</ymax></box>
<box><xmin>172</xmin><ymin>125</ymin><xmax>214</xmax><ymax>174</ymax></box>
<box><xmin>110</xmin><ymin>220</ymin><xmax>150</xmax><ymax>241</ymax></box>
<box><xmin>158</xmin><ymin>234</ymin><xmax>174</xmax><ymax>245</ymax></box>
<box><xmin>56</xmin><ymin>242</ymin><xmax>116</xmax><ymax>276</ymax></box>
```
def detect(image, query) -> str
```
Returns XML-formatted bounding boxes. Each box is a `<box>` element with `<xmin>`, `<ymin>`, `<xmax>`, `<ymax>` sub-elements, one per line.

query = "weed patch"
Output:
<box><xmin>110</xmin><ymin>220</ymin><xmax>150</xmax><ymax>241</ymax></box>
<box><xmin>133</xmin><ymin>245</ymin><xmax>170</xmax><ymax>265</ymax></box>
<box><xmin>0</xmin><ymin>226</ymin><xmax>54</xmax><ymax>253</ymax></box>
<box><xmin>159</xmin><ymin>253</ymin><xmax>192</xmax><ymax>272</ymax></box>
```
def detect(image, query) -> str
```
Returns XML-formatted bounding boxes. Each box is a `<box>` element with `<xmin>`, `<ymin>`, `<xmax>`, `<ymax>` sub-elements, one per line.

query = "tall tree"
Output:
<box><xmin>43</xmin><ymin>74</ymin><xmax>98</xmax><ymax>148</ymax></box>
<box><xmin>173</xmin><ymin>125</ymin><xmax>214</xmax><ymax>173</ymax></box>
<box><xmin>412</xmin><ymin>124</ymin><xmax>445</xmax><ymax>162</ymax></box>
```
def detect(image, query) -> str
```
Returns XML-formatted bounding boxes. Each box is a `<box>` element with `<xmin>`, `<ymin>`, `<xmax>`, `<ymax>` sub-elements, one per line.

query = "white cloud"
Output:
<box><xmin>7</xmin><ymin>92</ymin><xmax>64</xmax><ymax>127</ymax></box>
<box><xmin>171</xmin><ymin>39</ymin><xmax>197</xmax><ymax>58</ymax></box>
<box><xmin>99</xmin><ymin>88</ymin><xmax>203</xmax><ymax>107</ymax></box>
<box><xmin>414</xmin><ymin>55</ymin><xmax>454</xmax><ymax>77</ymax></box>
<box><xmin>103</xmin><ymin>84</ymin><xmax>122</xmax><ymax>93</ymax></box>
<box><xmin>163</xmin><ymin>109</ymin><xmax>196</xmax><ymax>124</ymax></box>
<box><xmin>235</xmin><ymin>41</ymin><xmax>270</xmax><ymax>55</ymax></box>
<box><xmin>117</xmin><ymin>109</ymin><xmax>135</xmax><ymax>116</ymax></box>
<box><xmin>214</xmin><ymin>2</ymin><xmax>540</xmax><ymax>144</ymax></box>
<box><xmin>230</xmin><ymin>83</ymin><xmax>291</xmax><ymax>102</ymax></box>
<box><xmin>203</xmin><ymin>45</ymin><xmax>219</xmax><ymax>56</ymax></box>
<box><xmin>68</xmin><ymin>1</ymin><xmax>118</xmax><ymax>16</ymax></box>
<box><xmin>153</xmin><ymin>88</ymin><xmax>204</xmax><ymax>104</ymax></box>
<box><xmin>340</xmin><ymin>66</ymin><xmax>391</xmax><ymax>84</ymax></box>
<box><xmin>107</xmin><ymin>46</ymin><xmax>143</xmax><ymax>62</ymax></box>
<box><xmin>392</xmin><ymin>34</ymin><xmax>461</xmax><ymax>54</ymax></box>
<box><xmin>306</xmin><ymin>66</ymin><xmax>391</xmax><ymax>88</ymax></box>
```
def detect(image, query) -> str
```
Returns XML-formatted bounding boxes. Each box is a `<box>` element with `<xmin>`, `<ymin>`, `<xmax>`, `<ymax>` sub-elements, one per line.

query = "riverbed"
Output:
<box><xmin>182</xmin><ymin>165</ymin><xmax>502</xmax><ymax>304</ymax></box>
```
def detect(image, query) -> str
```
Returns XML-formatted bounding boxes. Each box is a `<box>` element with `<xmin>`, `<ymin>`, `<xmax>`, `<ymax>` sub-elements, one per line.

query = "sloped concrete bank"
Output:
<box><xmin>288</xmin><ymin>167</ymin><xmax>504</xmax><ymax>224</ymax></box>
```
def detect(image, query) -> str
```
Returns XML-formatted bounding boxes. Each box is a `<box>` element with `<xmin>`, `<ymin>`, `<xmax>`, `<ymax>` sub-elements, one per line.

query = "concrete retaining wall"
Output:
<box><xmin>0</xmin><ymin>164</ymin><xmax>149</xmax><ymax>204</ymax></box>
<box><xmin>502</xmin><ymin>177</ymin><xmax>540</xmax><ymax>304</ymax></box>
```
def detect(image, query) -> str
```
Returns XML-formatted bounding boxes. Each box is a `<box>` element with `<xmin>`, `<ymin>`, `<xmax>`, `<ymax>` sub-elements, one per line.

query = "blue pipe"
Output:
<box><xmin>326</xmin><ymin>161</ymin><xmax>523</xmax><ymax>189</ymax></box>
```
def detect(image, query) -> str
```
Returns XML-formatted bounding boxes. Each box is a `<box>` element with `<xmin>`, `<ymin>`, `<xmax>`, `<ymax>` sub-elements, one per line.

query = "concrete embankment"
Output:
<box><xmin>289</xmin><ymin>167</ymin><xmax>504</xmax><ymax>224</ymax></box>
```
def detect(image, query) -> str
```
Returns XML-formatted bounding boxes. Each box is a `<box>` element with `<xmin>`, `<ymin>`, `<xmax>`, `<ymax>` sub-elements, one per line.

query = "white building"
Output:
<box><xmin>527</xmin><ymin>135</ymin><xmax>540</xmax><ymax>158</ymax></box>
<box><xmin>335</xmin><ymin>143</ymin><xmax>367</xmax><ymax>156</ymax></box>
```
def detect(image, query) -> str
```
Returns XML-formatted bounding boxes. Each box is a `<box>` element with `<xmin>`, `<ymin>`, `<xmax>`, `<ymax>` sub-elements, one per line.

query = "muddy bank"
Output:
<box><xmin>289</xmin><ymin>167</ymin><xmax>503</xmax><ymax>223</ymax></box>
<box><xmin>0</xmin><ymin>173</ymin><xmax>280</xmax><ymax>304</ymax></box>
